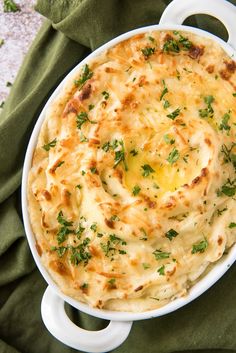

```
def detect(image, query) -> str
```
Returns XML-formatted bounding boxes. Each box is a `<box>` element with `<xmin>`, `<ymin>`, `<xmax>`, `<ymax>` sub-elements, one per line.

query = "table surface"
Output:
<box><xmin>0</xmin><ymin>0</ymin><xmax>43</xmax><ymax>106</ymax></box>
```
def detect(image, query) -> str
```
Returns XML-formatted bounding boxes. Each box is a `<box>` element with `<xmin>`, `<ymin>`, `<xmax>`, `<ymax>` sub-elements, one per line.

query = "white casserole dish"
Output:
<box><xmin>21</xmin><ymin>0</ymin><xmax>236</xmax><ymax>351</ymax></box>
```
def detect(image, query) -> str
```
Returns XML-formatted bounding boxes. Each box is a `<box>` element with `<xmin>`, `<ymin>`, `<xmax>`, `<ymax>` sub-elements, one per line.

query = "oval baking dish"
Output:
<box><xmin>21</xmin><ymin>0</ymin><xmax>236</xmax><ymax>351</ymax></box>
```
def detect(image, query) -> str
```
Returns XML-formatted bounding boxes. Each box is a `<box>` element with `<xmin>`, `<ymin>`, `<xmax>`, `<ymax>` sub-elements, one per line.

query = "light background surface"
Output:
<box><xmin>0</xmin><ymin>0</ymin><xmax>43</xmax><ymax>106</ymax></box>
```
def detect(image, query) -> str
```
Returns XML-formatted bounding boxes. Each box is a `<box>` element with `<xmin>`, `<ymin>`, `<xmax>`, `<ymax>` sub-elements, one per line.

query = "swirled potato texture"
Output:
<box><xmin>28</xmin><ymin>31</ymin><xmax>236</xmax><ymax>312</ymax></box>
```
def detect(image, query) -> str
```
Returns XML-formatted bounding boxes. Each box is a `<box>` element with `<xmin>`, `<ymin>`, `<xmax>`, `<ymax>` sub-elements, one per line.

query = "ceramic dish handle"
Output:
<box><xmin>41</xmin><ymin>286</ymin><xmax>132</xmax><ymax>353</ymax></box>
<box><xmin>159</xmin><ymin>0</ymin><xmax>236</xmax><ymax>51</ymax></box>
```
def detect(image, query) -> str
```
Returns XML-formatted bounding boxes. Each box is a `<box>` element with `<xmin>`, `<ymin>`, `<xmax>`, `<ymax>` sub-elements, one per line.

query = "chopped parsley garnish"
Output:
<box><xmin>142</xmin><ymin>263</ymin><xmax>151</xmax><ymax>270</ymax></box>
<box><xmin>191</xmin><ymin>239</ymin><xmax>208</xmax><ymax>254</ymax></box>
<box><xmin>141</xmin><ymin>47</ymin><xmax>155</xmax><ymax>59</ymax></box>
<box><xmin>160</xmin><ymin>80</ymin><xmax>168</xmax><ymax>101</ymax></box>
<box><xmin>219</xmin><ymin>112</ymin><xmax>231</xmax><ymax>132</ymax></box>
<box><xmin>74</xmin><ymin>64</ymin><xmax>93</xmax><ymax>90</ymax></box>
<box><xmin>148</xmin><ymin>36</ymin><xmax>155</xmax><ymax>42</ymax></box>
<box><xmin>157</xmin><ymin>265</ymin><xmax>165</xmax><ymax>276</ymax></box>
<box><xmin>55</xmin><ymin>161</ymin><xmax>65</xmax><ymax>170</ymax></box>
<box><xmin>6</xmin><ymin>81</ymin><xmax>12</xmax><ymax>87</ymax></box>
<box><xmin>163</xmin><ymin>38</ymin><xmax>180</xmax><ymax>53</ymax></box>
<box><xmin>163</xmin><ymin>134</ymin><xmax>175</xmax><ymax>145</ymax></box>
<box><xmin>3</xmin><ymin>0</ymin><xmax>20</xmax><ymax>12</ymax></box>
<box><xmin>80</xmin><ymin>133</ymin><xmax>88</xmax><ymax>142</ymax></box>
<box><xmin>107</xmin><ymin>278</ymin><xmax>116</xmax><ymax>288</ymax></box>
<box><xmin>153</xmin><ymin>249</ymin><xmax>170</xmax><ymax>260</ymax></box>
<box><xmin>57</xmin><ymin>211</ymin><xmax>74</xmax><ymax>244</ymax></box>
<box><xmin>141</xmin><ymin>164</ymin><xmax>155</xmax><ymax>177</ymax></box>
<box><xmin>113</xmin><ymin>140</ymin><xmax>128</xmax><ymax>171</ymax></box>
<box><xmin>76</xmin><ymin>111</ymin><xmax>97</xmax><ymax>129</ymax></box>
<box><xmin>102</xmin><ymin>139</ymin><xmax>128</xmax><ymax>170</ymax></box>
<box><xmin>90</xmin><ymin>223</ymin><xmax>97</xmax><ymax>232</ymax></box>
<box><xmin>163</xmin><ymin>32</ymin><xmax>192</xmax><ymax>53</ymax></box>
<box><xmin>165</xmin><ymin>229</ymin><xmax>179</xmax><ymax>241</ymax></box>
<box><xmin>88</xmin><ymin>104</ymin><xmax>95</xmax><ymax>110</ymax></box>
<box><xmin>102</xmin><ymin>91</ymin><xmax>109</xmax><ymax>100</ymax></box>
<box><xmin>81</xmin><ymin>170</ymin><xmax>86</xmax><ymax>176</ymax></box>
<box><xmin>221</xmin><ymin>143</ymin><xmax>236</xmax><ymax>171</ymax></box>
<box><xmin>70</xmin><ymin>238</ymin><xmax>91</xmax><ymax>266</ymax></box>
<box><xmin>100</xmin><ymin>234</ymin><xmax>127</xmax><ymax>258</ymax></box>
<box><xmin>42</xmin><ymin>138</ymin><xmax>57</xmax><ymax>151</ymax></box>
<box><xmin>0</xmin><ymin>39</ymin><xmax>4</xmax><ymax>47</ymax></box>
<box><xmin>139</xmin><ymin>228</ymin><xmax>148</xmax><ymax>241</ymax></box>
<box><xmin>130</xmin><ymin>149</ymin><xmax>138</xmax><ymax>156</ymax></box>
<box><xmin>110</xmin><ymin>215</ymin><xmax>120</xmax><ymax>222</ymax></box>
<box><xmin>177</xmin><ymin>33</ymin><xmax>192</xmax><ymax>49</ymax></box>
<box><xmin>76</xmin><ymin>223</ymin><xmax>85</xmax><ymax>239</ymax></box>
<box><xmin>199</xmin><ymin>95</ymin><xmax>215</xmax><ymax>118</ymax></box>
<box><xmin>57</xmin><ymin>211</ymin><xmax>73</xmax><ymax>227</ymax></box>
<box><xmin>167</xmin><ymin>147</ymin><xmax>179</xmax><ymax>165</ymax></box>
<box><xmin>229</xmin><ymin>222</ymin><xmax>236</xmax><ymax>228</ymax></box>
<box><xmin>90</xmin><ymin>167</ymin><xmax>97</xmax><ymax>174</ymax></box>
<box><xmin>51</xmin><ymin>246</ymin><xmax>68</xmax><ymax>257</ymax></box>
<box><xmin>217</xmin><ymin>207</ymin><xmax>228</xmax><ymax>216</ymax></box>
<box><xmin>167</xmin><ymin>108</ymin><xmax>181</xmax><ymax>120</ymax></box>
<box><xmin>232</xmin><ymin>92</ymin><xmax>236</xmax><ymax>97</ymax></box>
<box><xmin>0</xmin><ymin>101</ymin><xmax>5</xmax><ymax>109</ymax></box>
<box><xmin>176</xmin><ymin>69</ymin><xmax>181</xmax><ymax>80</ymax></box>
<box><xmin>80</xmin><ymin>282</ymin><xmax>88</xmax><ymax>289</ymax></box>
<box><xmin>217</xmin><ymin>178</ymin><xmax>236</xmax><ymax>197</ymax></box>
<box><xmin>163</xmin><ymin>100</ymin><xmax>170</xmax><ymax>109</ymax></box>
<box><xmin>132</xmin><ymin>185</ymin><xmax>141</xmax><ymax>196</ymax></box>
<box><xmin>102</xmin><ymin>141</ymin><xmax>111</xmax><ymax>152</ymax></box>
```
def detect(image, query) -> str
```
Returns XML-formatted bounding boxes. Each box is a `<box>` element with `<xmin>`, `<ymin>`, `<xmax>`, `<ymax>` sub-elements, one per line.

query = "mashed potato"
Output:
<box><xmin>28</xmin><ymin>30</ymin><xmax>236</xmax><ymax>312</ymax></box>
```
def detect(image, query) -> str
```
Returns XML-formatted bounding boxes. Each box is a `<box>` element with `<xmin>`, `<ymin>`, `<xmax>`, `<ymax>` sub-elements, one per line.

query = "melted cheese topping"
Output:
<box><xmin>28</xmin><ymin>31</ymin><xmax>236</xmax><ymax>312</ymax></box>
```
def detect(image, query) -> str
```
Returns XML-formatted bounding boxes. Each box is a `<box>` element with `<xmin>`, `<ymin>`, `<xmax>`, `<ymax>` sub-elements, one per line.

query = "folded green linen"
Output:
<box><xmin>0</xmin><ymin>0</ymin><xmax>236</xmax><ymax>352</ymax></box>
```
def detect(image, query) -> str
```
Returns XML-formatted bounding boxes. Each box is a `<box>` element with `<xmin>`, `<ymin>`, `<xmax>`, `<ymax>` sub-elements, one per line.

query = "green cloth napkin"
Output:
<box><xmin>1</xmin><ymin>1</ymin><xmax>236</xmax><ymax>352</ymax></box>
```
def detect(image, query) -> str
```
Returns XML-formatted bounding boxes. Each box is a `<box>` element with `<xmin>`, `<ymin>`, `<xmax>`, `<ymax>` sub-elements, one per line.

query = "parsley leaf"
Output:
<box><xmin>102</xmin><ymin>91</ymin><xmax>109</xmax><ymax>100</ymax></box>
<box><xmin>167</xmin><ymin>147</ymin><xmax>179</xmax><ymax>165</ymax></box>
<box><xmin>219</xmin><ymin>112</ymin><xmax>231</xmax><ymax>132</ymax></box>
<box><xmin>160</xmin><ymin>80</ymin><xmax>168</xmax><ymax>101</ymax></box>
<box><xmin>163</xmin><ymin>38</ymin><xmax>180</xmax><ymax>53</ymax></box>
<box><xmin>132</xmin><ymin>185</ymin><xmax>141</xmax><ymax>196</ymax></box>
<box><xmin>113</xmin><ymin>140</ymin><xmax>128</xmax><ymax>171</ymax></box>
<box><xmin>165</xmin><ymin>229</ymin><xmax>179</xmax><ymax>241</ymax></box>
<box><xmin>74</xmin><ymin>64</ymin><xmax>93</xmax><ymax>90</ymax></box>
<box><xmin>141</xmin><ymin>47</ymin><xmax>155</xmax><ymax>59</ymax></box>
<box><xmin>70</xmin><ymin>238</ymin><xmax>91</xmax><ymax>266</ymax></box>
<box><xmin>191</xmin><ymin>239</ymin><xmax>208</xmax><ymax>254</ymax></box>
<box><xmin>167</xmin><ymin>108</ymin><xmax>181</xmax><ymax>120</ymax></box>
<box><xmin>142</xmin><ymin>263</ymin><xmax>151</xmax><ymax>270</ymax></box>
<box><xmin>199</xmin><ymin>95</ymin><xmax>215</xmax><ymax>118</ymax></box>
<box><xmin>76</xmin><ymin>111</ymin><xmax>96</xmax><ymax>129</ymax></box>
<box><xmin>163</xmin><ymin>134</ymin><xmax>175</xmax><ymax>145</ymax></box>
<box><xmin>57</xmin><ymin>211</ymin><xmax>74</xmax><ymax>244</ymax></box>
<box><xmin>163</xmin><ymin>100</ymin><xmax>170</xmax><ymax>109</ymax></box>
<box><xmin>229</xmin><ymin>222</ymin><xmax>236</xmax><ymax>228</ymax></box>
<box><xmin>141</xmin><ymin>164</ymin><xmax>155</xmax><ymax>177</ymax></box>
<box><xmin>51</xmin><ymin>246</ymin><xmax>68</xmax><ymax>258</ymax></box>
<box><xmin>130</xmin><ymin>149</ymin><xmax>138</xmax><ymax>156</ymax></box>
<box><xmin>153</xmin><ymin>249</ymin><xmax>170</xmax><ymax>260</ymax></box>
<box><xmin>157</xmin><ymin>265</ymin><xmax>165</xmax><ymax>275</ymax></box>
<box><xmin>217</xmin><ymin>178</ymin><xmax>236</xmax><ymax>197</ymax></box>
<box><xmin>42</xmin><ymin>138</ymin><xmax>57</xmax><ymax>151</ymax></box>
<box><xmin>90</xmin><ymin>223</ymin><xmax>97</xmax><ymax>232</ymax></box>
